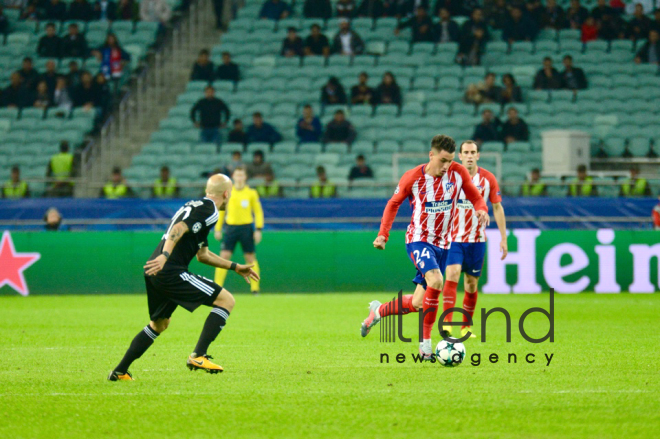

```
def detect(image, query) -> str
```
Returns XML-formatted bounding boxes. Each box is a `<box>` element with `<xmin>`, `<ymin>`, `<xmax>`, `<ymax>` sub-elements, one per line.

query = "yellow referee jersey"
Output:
<box><xmin>215</xmin><ymin>185</ymin><xmax>264</xmax><ymax>230</ymax></box>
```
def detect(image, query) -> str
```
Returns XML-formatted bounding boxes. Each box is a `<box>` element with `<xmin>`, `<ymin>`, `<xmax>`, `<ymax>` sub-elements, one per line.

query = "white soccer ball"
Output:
<box><xmin>435</xmin><ymin>340</ymin><xmax>466</xmax><ymax>367</ymax></box>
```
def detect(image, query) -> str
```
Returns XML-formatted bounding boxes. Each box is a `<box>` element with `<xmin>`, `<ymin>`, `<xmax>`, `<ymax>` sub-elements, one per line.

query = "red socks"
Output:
<box><xmin>378</xmin><ymin>294</ymin><xmax>417</xmax><ymax>317</ymax></box>
<box><xmin>442</xmin><ymin>280</ymin><xmax>458</xmax><ymax>325</ymax></box>
<box><xmin>462</xmin><ymin>291</ymin><xmax>478</xmax><ymax>328</ymax></box>
<box><xmin>422</xmin><ymin>287</ymin><xmax>442</xmax><ymax>339</ymax></box>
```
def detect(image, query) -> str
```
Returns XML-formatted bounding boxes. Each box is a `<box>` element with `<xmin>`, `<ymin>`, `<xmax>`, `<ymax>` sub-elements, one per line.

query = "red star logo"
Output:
<box><xmin>0</xmin><ymin>231</ymin><xmax>41</xmax><ymax>296</ymax></box>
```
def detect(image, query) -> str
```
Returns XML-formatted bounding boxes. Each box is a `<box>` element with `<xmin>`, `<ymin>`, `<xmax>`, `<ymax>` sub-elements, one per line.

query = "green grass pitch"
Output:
<box><xmin>0</xmin><ymin>293</ymin><xmax>658</xmax><ymax>438</ymax></box>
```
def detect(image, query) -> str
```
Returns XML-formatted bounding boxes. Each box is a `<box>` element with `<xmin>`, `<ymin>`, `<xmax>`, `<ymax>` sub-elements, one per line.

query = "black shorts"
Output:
<box><xmin>221</xmin><ymin>224</ymin><xmax>255</xmax><ymax>253</ymax></box>
<box><xmin>145</xmin><ymin>269</ymin><xmax>222</xmax><ymax>321</ymax></box>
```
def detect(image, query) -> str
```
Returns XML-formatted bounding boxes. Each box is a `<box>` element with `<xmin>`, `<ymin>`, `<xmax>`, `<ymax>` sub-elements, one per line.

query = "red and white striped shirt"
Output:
<box><xmin>450</xmin><ymin>167</ymin><xmax>501</xmax><ymax>243</ymax></box>
<box><xmin>379</xmin><ymin>162</ymin><xmax>488</xmax><ymax>249</ymax></box>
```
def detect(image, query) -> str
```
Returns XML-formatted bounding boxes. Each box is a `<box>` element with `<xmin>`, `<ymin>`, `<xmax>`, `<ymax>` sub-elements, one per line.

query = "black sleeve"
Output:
<box><xmin>183</xmin><ymin>201</ymin><xmax>216</xmax><ymax>233</ymax></box>
<box><xmin>221</xmin><ymin>100</ymin><xmax>231</xmax><ymax>124</ymax></box>
<box><xmin>190</xmin><ymin>100</ymin><xmax>200</xmax><ymax>123</ymax></box>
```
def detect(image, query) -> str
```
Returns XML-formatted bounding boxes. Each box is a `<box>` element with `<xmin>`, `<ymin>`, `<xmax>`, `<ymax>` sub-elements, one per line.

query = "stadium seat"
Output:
<box><xmin>601</xmin><ymin>137</ymin><xmax>627</xmax><ymax>157</ymax></box>
<box><xmin>481</xmin><ymin>141</ymin><xmax>505</xmax><ymax>153</ymax></box>
<box><xmin>628</xmin><ymin>138</ymin><xmax>650</xmax><ymax>157</ymax></box>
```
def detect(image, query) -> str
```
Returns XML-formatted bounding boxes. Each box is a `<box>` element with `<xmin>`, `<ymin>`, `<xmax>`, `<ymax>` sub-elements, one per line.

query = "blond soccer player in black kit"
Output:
<box><xmin>108</xmin><ymin>174</ymin><xmax>259</xmax><ymax>381</ymax></box>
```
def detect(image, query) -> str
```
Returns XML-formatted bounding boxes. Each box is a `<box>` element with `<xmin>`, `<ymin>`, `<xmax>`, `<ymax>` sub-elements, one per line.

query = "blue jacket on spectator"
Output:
<box><xmin>247</xmin><ymin>122</ymin><xmax>283</xmax><ymax>144</ymax></box>
<box><xmin>296</xmin><ymin>116</ymin><xmax>323</xmax><ymax>143</ymax></box>
<box><xmin>259</xmin><ymin>0</ymin><xmax>291</xmax><ymax>20</ymax></box>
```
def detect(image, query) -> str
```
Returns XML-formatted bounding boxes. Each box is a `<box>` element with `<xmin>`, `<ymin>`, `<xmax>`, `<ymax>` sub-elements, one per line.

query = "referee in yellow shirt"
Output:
<box><xmin>214</xmin><ymin>166</ymin><xmax>264</xmax><ymax>294</ymax></box>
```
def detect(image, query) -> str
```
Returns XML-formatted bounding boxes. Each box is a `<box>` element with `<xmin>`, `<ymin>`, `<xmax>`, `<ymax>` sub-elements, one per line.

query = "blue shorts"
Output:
<box><xmin>446</xmin><ymin>242</ymin><xmax>487</xmax><ymax>277</ymax></box>
<box><xmin>405</xmin><ymin>242</ymin><xmax>448</xmax><ymax>288</ymax></box>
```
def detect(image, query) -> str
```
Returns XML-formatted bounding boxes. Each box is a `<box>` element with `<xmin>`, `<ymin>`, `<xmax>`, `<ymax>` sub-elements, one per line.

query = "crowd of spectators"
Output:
<box><xmin>472</xmin><ymin>106</ymin><xmax>530</xmax><ymax>145</ymax></box>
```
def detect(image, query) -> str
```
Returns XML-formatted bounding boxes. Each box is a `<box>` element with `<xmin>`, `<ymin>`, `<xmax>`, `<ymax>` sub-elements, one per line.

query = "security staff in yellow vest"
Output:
<box><xmin>2</xmin><ymin>166</ymin><xmax>30</xmax><ymax>199</ymax></box>
<box><xmin>101</xmin><ymin>167</ymin><xmax>135</xmax><ymax>199</ymax></box>
<box><xmin>568</xmin><ymin>164</ymin><xmax>598</xmax><ymax>197</ymax></box>
<box><xmin>214</xmin><ymin>166</ymin><xmax>264</xmax><ymax>294</ymax></box>
<box><xmin>521</xmin><ymin>168</ymin><xmax>547</xmax><ymax>196</ymax></box>
<box><xmin>46</xmin><ymin>141</ymin><xmax>75</xmax><ymax>197</ymax></box>
<box><xmin>256</xmin><ymin>168</ymin><xmax>282</xmax><ymax>198</ymax></box>
<box><xmin>620</xmin><ymin>167</ymin><xmax>651</xmax><ymax>197</ymax></box>
<box><xmin>152</xmin><ymin>166</ymin><xmax>180</xmax><ymax>198</ymax></box>
<box><xmin>310</xmin><ymin>166</ymin><xmax>336</xmax><ymax>198</ymax></box>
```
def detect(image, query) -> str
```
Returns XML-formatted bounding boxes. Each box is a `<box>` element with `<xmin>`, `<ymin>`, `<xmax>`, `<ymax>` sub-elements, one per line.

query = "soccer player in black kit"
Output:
<box><xmin>108</xmin><ymin>174</ymin><xmax>259</xmax><ymax>380</ymax></box>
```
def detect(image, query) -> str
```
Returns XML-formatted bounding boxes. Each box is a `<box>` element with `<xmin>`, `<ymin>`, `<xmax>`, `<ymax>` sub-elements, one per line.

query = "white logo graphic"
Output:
<box><xmin>192</xmin><ymin>222</ymin><xmax>202</xmax><ymax>233</ymax></box>
<box><xmin>394</xmin><ymin>185</ymin><xmax>400</xmax><ymax>195</ymax></box>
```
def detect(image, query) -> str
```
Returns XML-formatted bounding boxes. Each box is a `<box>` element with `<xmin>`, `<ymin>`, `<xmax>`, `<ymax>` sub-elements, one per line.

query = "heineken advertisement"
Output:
<box><xmin>0</xmin><ymin>229</ymin><xmax>658</xmax><ymax>295</ymax></box>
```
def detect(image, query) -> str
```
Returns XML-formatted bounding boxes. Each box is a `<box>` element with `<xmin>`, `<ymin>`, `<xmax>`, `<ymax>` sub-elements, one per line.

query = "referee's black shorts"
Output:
<box><xmin>221</xmin><ymin>224</ymin><xmax>255</xmax><ymax>253</ymax></box>
<box><xmin>145</xmin><ymin>269</ymin><xmax>222</xmax><ymax>321</ymax></box>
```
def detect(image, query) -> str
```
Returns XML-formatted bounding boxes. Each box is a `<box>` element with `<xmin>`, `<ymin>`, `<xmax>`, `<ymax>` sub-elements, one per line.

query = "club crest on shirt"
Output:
<box><xmin>394</xmin><ymin>185</ymin><xmax>400</xmax><ymax>194</ymax></box>
<box><xmin>444</xmin><ymin>181</ymin><xmax>455</xmax><ymax>198</ymax></box>
<box><xmin>241</xmin><ymin>200</ymin><xmax>249</xmax><ymax>208</ymax></box>
<box><xmin>419</xmin><ymin>261</ymin><xmax>425</xmax><ymax>269</ymax></box>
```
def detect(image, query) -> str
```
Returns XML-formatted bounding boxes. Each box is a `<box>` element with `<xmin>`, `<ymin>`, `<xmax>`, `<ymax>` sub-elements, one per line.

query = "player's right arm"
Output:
<box><xmin>144</xmin><ymin>221</ymin><xmax>189</xmax><ymax>276</ymax></box>
<box><xmin>374</xmin><ymin>170</ymin><xmax>414</xmax><ymax>250</ymax></box>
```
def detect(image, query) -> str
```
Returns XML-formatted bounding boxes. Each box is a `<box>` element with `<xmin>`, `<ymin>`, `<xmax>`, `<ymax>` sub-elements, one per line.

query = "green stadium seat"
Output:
<box><xmin>535</xmin><ymin>41</ymin><xmax>558</xmax><ymax>53</ymax></box>
<box><xmin>401</xmin><ymin>140</ymin><xmax>425</xmax><ymax>153</ymax></box>
<box><xmin>628</xmin><ymin>138</ymin><xmax>650</xmax><ymax>157</ymax></box>
<box><xmin>511</xmin><ymin>41</ymin><xmax>534</xmax><ymax>53</ymax></box>
<box><xmin>366</xmin><ymin>41</ymin><xmax>386</xmax><ymax>55</ymax></box>
<box><xmin>412</xmin><ymin>42</ymin><xmax>435</xmax><ymax>55</ymax></box>
<box><xmin>528</xmin><ymin>90</ymin><xmax>550</xmax><ymax>102</ymax></box>
<box><xmin>601</xmin><ymin>137</ymin><xmax>626</xmax><ymax>157</ymax></box>
<box><xmin>585</xmin><ymin>40</ymin><xmax>608</xmax><ymax>52</ymax></box>
<box><xmin>487</xmin><ymin>41</ymin><xmax>509</xmax><ymax>54</ymax></box>
<box><xmin>376</xmin><ymin>140</ymin><xmax>400</xmax><ymax>153</ymax></box>
<box><xmin>550</xmin><ymin>90</ymin><xmax>575</xmax><ymax>102</ymax></box>
<box><xmin>478</xmin><ymin>103</ymin><xmax>501</xmax><ymax>117</ymax></box>
<box><xmin>20</xmin><ymin>108</ymin><xmax>46</xmax><ymax>120</ymax></box>
<box><xmin>482</xmin><ymin>141</ymin><xmax>504</xmax><ymax>153</ymax></box>
<box><xmin>507</xmin><ymin>141</ymin><xmax>532</xmax><ymax>153</ymax></box>
<box><xmin>426</xmin><ymin>101</ymin><xmax>450</xmax><ymax>116</ymax></box>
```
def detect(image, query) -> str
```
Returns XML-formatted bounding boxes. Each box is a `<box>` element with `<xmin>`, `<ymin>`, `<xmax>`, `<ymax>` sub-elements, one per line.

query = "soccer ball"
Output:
<box><xmin>435</xmin><ymin>340</ymin><xmax>466</xmax><ymax>367</ymax></box>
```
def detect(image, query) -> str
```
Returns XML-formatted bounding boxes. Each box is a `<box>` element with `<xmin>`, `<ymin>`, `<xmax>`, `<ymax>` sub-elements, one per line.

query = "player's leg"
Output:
<box><xmin>442</xmin><ymin>243</ymin><xmax>466</xmax><ymax>335</ymax></box>
<box><xmin>420</xmin><ymin>267</ymin><xmax>444</xmax><ymax>357</ymax></box>
<box><xmin>460</xmin><ymin>242</ymin><xmax>486</xmax><ymax>338</ymax></box>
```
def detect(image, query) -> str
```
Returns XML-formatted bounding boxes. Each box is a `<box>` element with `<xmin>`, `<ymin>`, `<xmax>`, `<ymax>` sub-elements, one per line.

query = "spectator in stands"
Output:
<box><xmin>351</xmin><ymin>71</ymin><xmax>374</xmax><ymax>105</ymax></box>
<box><xmin>66</xmin><ymin>60</ymin><xmax>82</xmax><ymax>88</ymax></box>
<box><xmin>525</xmin><ymin>0</ymin><xmax>543</xmax><ymax>26</ymax></box>
<box><xmin>117</xmin><ymin>0</ymin><xmax>138</xmax><ymax>20</ymax></box>
<box><xmin>246</xmin><ymin>150</ymin><xmax>274</xmax><ymax>179</ymax></box>
<box><xmin>72</xmin><ymin>71</ymin><xmax>97</xmax><ymax>110</ymax></box>
<box><xmin>431</xmin><ymin>0</ymin><xmax>460</xmax><ymax>17</ymax></box>
<box><xmin>52</xmin><ymin>76</ymin><xmax>73</xmax><ymax>116</ymax></box>
<box><xmin>635</xmin><ymin>29</ymin><xmax>660</xmax><ymax>64</ymax></box>
<box><xmin>322</xmin><ymin>109</ymin><xmax>356</xmax><ymax>144</ymax></box>
<box><xmin>349</xmin><ymin>155</ymin><xmax>373</xmax><ymax>180</ymax></box>
<box><xmin>101</xmin><ymin>166</ymin><xmax>135</xmax><ymax>198</ymax></box>
<box><xmin>434</xmin><ymin>7</ymin><xmax>460</xmax><ymax>43</ymax></box>
<box><xmin>620</xmin><ymin>166</ymin><xmax>651</xmax><ymax>197</ymax></box>
<box><xmin>595</xmin><ymin>0</ymin><xmax>626</xmax><ymax>40</ymax></box>
<box><xmin>374</xmin><ymin>71</ymin><xmax>402</xmax><ymax>106</ymax></box>
<box><xmin>499</xmin><ymin>73</ymin><xmax>523</xmax><ymax>104</ymax></box>
<box><xmin>540</xmin><ymin>0</ymin><xmax>566</xmax><ymax>30</ymax></box>
<box><xmin>501</xmin><ymin>106</ymin><xmax>529</xmax><ymax>144</ymax></box>
<box><xmin>256</xmin><ymin>169</ymin><xmax>282</xmax><ymax>198</ymax></box>
<box><xmin>190</xmin><ymin>49</ymin><xmax>215</xmax><ymax>82</ymax></box>
<box><xmin>2</xmin><ymin>166</ymin><xmax>30</xmax><ymax>199</ymax></box>
<box><xmin>216</xmin><ymin>52</ymin><xmax>240</xmax><ymax>82</ymax></box>
<box><xmin>591</xmin><ymin>0</ymin><xmax>613</xmax><ymax>22</ymax></box>
<box><xmin>44</xmin><ymin>208</ymin><xmax>67</xmax><ymax>231</ymax></box>
<box><xmin>465</xmin><ymin>72</ymin><xmax>499</xmax><ymax>104</ymax></box>
<box><xmin>46</xmin><ymin>141</ymin><xmax>74</xmax><ymax>197</ymax></box>
<box><xmin>259</xmin><ymin>0</ymin><xmax>290</xmax><ymax>20</ymax></box>
<box><xmin>355</xmin><ymin>0</ymin><xmax>387</xmax><ymax>18</ymax></box>
<box><xmin>304</xmin><ymin>24</ymin><xmax>330</xmax><ymax>57</ymax></box>
<box><xmin>534</xmin><ymin>57</ymin><xmax>562</xmax><ymax>90</ymax></box>
<box><xmin>310</xmin><ymin>166</ymin><xmax>336</xmax><ymax>198</ymax></box>
<box><xmin>568</xmin><ymin>164</ymin><xmax>597</xmax><ymax>197</ymax></box>
<box><xmin>396</xmin><ymin>6</ymin><xmax>434</xmax><ymax>43</ymax></box>
<box><xmin>281</xmin><ymin>27</ymin><xmax>304</xmax><ymax>57</ymax></box>
<box><xmin>472</xmin><ymin>108</ymin><xmax>501</xmax><ymax>145</ymax></box>
<box><xmin>0</xmin><ymin>6</ymin><xmax>8</xmax><ymax>36</ymax></box>
<box><xmin>140</xmin><ymin>0</ymin><xmax>172</xmax><ymax>28</ymax></box>
<box><xmin>61</xmin><ymin>23</ymin><xmax>89</xmax><ymax>58</ymax></box>
<box><xmin>38</xmin><ymin>23</ymin><xmax>61</xmax><ymax>58</ymax></box>
<box><xmin>521</xmin><ymin>168</ymin><xmax>546</xmax><ymax>196</ymax></box>
<box><xmin>68</xmin><ymin>0</ymin><xmax>94</xmax><ymax>20</ymax></box>
<box><xmin>652</xmin><ymin>9</ymin><xmax>660</xmax><ymax>33</ymax></box>
<box><xmin>93</xmin><ymin>72</ymin><xmax>112</xmax><ymax>117</ymax></box>
<box><xmin>20</xmin><ymin>3</ymin><xmax>39</xmax><ymax>20</ymax></box>
<box><xmin>485</xmin><ymin>0</ymin><xmax>509</xmax><ymax>30</ymax></box>
<box><xmin>41</xmin><ymin>60</ymin><xmax>59</xmax><ymax>97</ymax></box>
<box><xmin>211</xmin><ymin>0</ymin><xmax>224</xmax><ymax>30</ymax></box>
<box><xmin>246</xmin><ymin>112</ymin><xmax>282</xmax><ymax>144</ymax></box>
<box><xmin>228</xmin><ymin>119</ymin><xmax>247</xmax><ymax>144</ymax></box>
<box><xmin>190</xmin><ymin>85</ymin><xmax>231</xmax><ymax>144</ymax></box>
<box><xmin>303</xmin><ymin>0</ymin><xmax>331</xmax><ymax>19</ymax></box>
<box><xmin>335</xmin><ymin>0</ymin><xmax>355</xmax><ymax>18</ymax></box>
<box><xmin>44</xmin><ymin>0</ymin><xmax>67</xmax><ymax>21</ymax></box>
<box><xmin>16</xmin><ymin>57</ymin><xmax>39</xmax><ymax>91</ymax></box>
<box><xmin>1</xmin><ymin>73</ymin><xmax>27</xmax><ymax>108</ymax></box>
<box><xmin>94</xmin><ymin>33</ymin><xmax>131</xmax><ymax>82</ymax></box>
<box><xmin>627</xmin><ymin>2</ymin><xmax>652</xmax><ymax>41</ymax></box>
<box><xmin>296</xmin><ymin>104</ymin><xmax>323</xmax><ymax>143</ymax></box>
<box><xmin>320</xmin><ymin>76</ymin><xmax>348</xmax><ymax>105</ymax></box>
<box><xmin>503</xmin><ymin>6</ymin><xmax>537</xmax><ymax>42</ymax></box>
<box><xmin>93</xmin><ymin>0</ymin><xmax>118</xmax><ymax>20</ymax></box>
<box><xmin>224</xmin><ymin>151</ymin><xmax>243</xmax><ymax>175</ymax></box>
<box><xmin>566</xmin><ymin>0</ymin><xmax>588</xmax><ymax>29</ymax></box>
<box><xmin>457</xmin><ymin>8</ymin><xmax>489</xmax><ymax>65</ymax></box>
<box><xmin>331</xmin><ymin>18</ymin><xmax>364</xmax><ymax>55</ymax></box>
<box><xmin>33</xmin><ymin>81</ymin><xmax>51</xmax><ymax>109</ymax></box>
<box><xmin>151</xmin><ymin>166</ymin><xmax>179</xmax><ymax>198</ymax></box>
<box><xmin>581</xmin><ymin>16</ymin><xmax>598</xmax><ymax>42</ymax></box>
<box><xmin>560</xmin><ymin>55</ymin><xmax>587</xmax><ymax>90</ymax></box>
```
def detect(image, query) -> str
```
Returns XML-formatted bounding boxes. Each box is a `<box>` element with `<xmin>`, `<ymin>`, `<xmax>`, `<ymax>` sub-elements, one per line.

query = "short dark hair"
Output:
<box><xmin>46</xmin><ymin>22</ymin><xmax>55</xmax><ymax>28</ymax></box>
<box><xmin>543</xmin><ymin>56</ymin><xmax>552</xmax><ymax>62</ymax></box>
<box><xmin>69</xmin><ymin>22</ymin><xmax>78</xmax><ymax>28</ymax></box>
<box><xmin>577</xmin><ymin>164</ymin><xmax>587</xmax><ymax>173</ymax></box>
<box><xmin>431</xmin><ymin>135</ymin><xmax>456</xmax><ymax>153</ymax></box>
<box><xmin>204</xmin><ymin>85</ymin><xmax>214</xmax><ymax>92</ymax></box>
<box><xmin>222</xmin><ymin>51</ymin><xmax>230</xmax><ymax>57</ymax></box>
<box><xmin>199</xmin><ymin>49</ymin><xmax>209</xmax><ymax>56</ymax></box>
<box><xmin>303</xmin><ymin>104</ymin><xmax>312</xmax><ymax>109</ymax></box>
<box><xmin>356</xmin><ymin>154</ymin><xmax>365</xmax><ymax>160</ymax></box>
<box><xmin>161</xmin><ymin>166</ymin><xmax>169</xmax><ymax>172</ymax></box>
<box><xmin>531</xmin><ymin>168</ymin><xmax>540</xmax><ymax>174</ymax></box>
<box><xmin>112</xmin><ymin>166</ymin><xmax>121</xmax><ymax>174</ymax></box>
<box><xmin>253</xmin><ymin>150</ymin><xmax>264</xmax><ymax>158</ymax></box>
<box><xmin>232</xmin><ymin>150</ymin><xmax>242</xmax><ymax>157</ymax></box>
<box><xmin>459</xmin><ymin>140</ymin><xmax>479</xmax><ymax>153</ymax></box>
<box><xmin>59</xmin><ymin>140</ymin><xmax>69</xmax><ymax>152</ymax></box>
<box><xmin>23</xmin><ymin>57</ymin><xmax>32</xmax><ymax>63</ymax></box>
<box><xmin>563</xmin><ymin>54</ymin><xmax>573</xmax><ymax>61</ymax></box>
<box><xmin>334</xmin><ymin>109</ymin><xmax>345</xmax><ymax>116</ymax></box>
<box><xmin>253</xmin><ymin>112</ymin><xmax>263</xmax><ymax>118</ymax></box>
<box><xmin>316</xmin><ymin>165</ymin><xmax>326</xmax><ymax>174</ymax></box>
<box><xmin>233</xmin><ymin>118</ymin><xmax>242</xmax><ymax>125</ymax></box>
<box><xmin>287</xmin><ymin>26</ymin><xmax>297</xmax><ymax>32</ymax></box>
<box><xmin>311</xmin><ymin>23</ymin><xmax>321</xmax><ymax>30</ymax></box>
<box><xmin>11</xmin><ymin>165</ymin><xmax>19</xmax><ymax>173</ymax></box>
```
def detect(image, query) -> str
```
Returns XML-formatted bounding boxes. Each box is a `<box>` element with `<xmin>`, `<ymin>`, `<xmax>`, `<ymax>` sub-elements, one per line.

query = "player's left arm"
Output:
<box><xmin>196</xmin><ymin>246</ymin><xmax>260</xmax><ymax>284</ymax></box>
<box><xmin>144</xmin><ymin>221</ymin><xmax>189</xmax><ymax>276</ymax></box>
<box><xmin>492</xmin><ymin>202</ymin><xmax>507</xmax><ymax>260</ymax></box>
<box><xmin>251</xmin><ymin>189</ymin><xmax>264</xmax><ymax>245</ymax></box>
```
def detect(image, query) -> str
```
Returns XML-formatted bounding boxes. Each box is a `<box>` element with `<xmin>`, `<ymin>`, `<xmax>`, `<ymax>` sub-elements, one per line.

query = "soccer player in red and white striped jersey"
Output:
<box><xmin>360</xmin><ymin>135</ymin><xmax>489</xmax><ymax>359</ymax></box>
<box><xmin>442</xmin><ymin>140</ymin><xmax>508</xmax><ymax>340</ymax></box>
